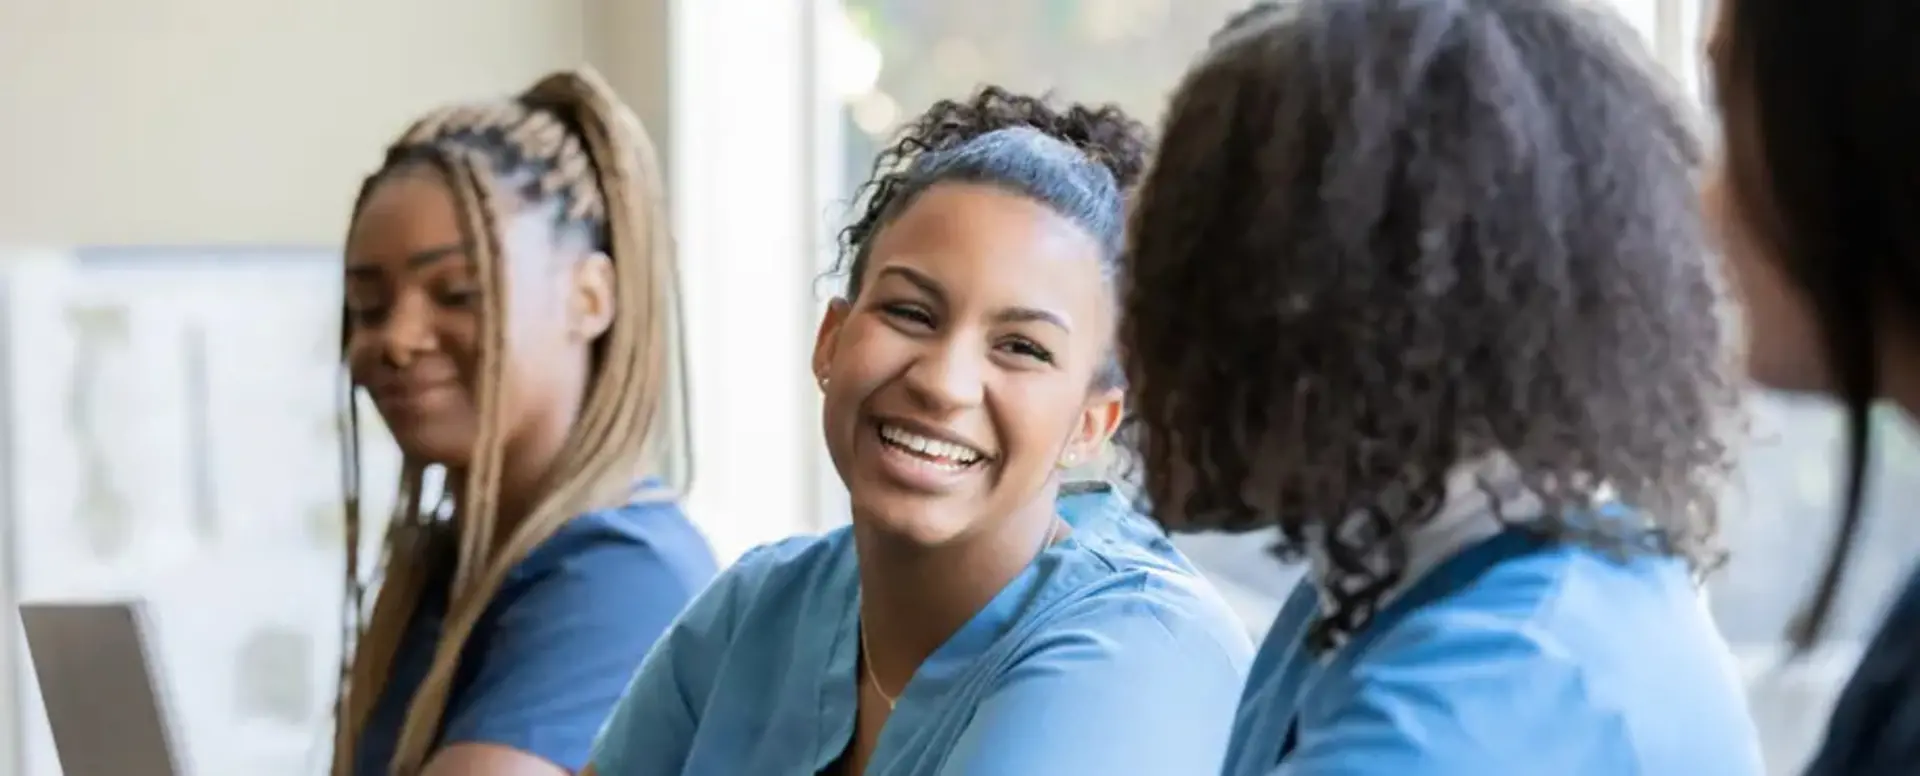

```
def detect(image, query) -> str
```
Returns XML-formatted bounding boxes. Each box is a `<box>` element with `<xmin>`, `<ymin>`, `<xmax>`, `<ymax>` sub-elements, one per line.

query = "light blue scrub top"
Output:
<box><xmin>589</xmin><ymin>486</ymin><xmax>1254</xmax><ymax>775</ymax></box>
<box><xmin>1221</xmin><ymin>528</ymin><xmax>1766</xmax><ymax>776</ymax></box>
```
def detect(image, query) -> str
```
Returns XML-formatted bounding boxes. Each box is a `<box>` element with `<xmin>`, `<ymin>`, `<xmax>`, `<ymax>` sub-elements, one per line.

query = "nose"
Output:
<box><xmin>378</xmin><ymin>291</ymin><xmax>439</xmax><ymax>368</ymax></box>
<box><xmin>901</xmin><ymin>338</ymin><xmax>985</xmax><ymax>412</ymax></box>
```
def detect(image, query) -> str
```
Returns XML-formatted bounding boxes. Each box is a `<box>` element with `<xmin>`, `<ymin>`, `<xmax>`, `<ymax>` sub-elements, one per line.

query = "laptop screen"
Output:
<box><xmin>19</xmin><ymin>600</ymin><xmax>184</xmax><ymax>776</ymax></box>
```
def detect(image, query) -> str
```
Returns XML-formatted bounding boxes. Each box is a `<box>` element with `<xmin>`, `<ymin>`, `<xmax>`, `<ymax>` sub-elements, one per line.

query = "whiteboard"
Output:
<box><xmin>0</xmin><ymin>247</ymin><xmax>396</xmax><ymax>776</ymax></box>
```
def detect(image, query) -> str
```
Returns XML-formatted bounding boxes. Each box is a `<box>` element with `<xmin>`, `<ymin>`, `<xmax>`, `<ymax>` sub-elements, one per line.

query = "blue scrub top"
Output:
<box><xmin>353</xmin><ymin>497</ymin><xmax>717</xmax><ymax>775</ymax></box>
<box><xmin>1221</xmin><ymin>528</ymin><xmax>1766</xmax><ymax>776</ymax></box>
<box><xmin>589</xmin><ymin>487</ymin><xmax>1254</xmax><ymax>775</ymax></box>
<box><xmin>1806</xmin><ymin>563</ymin><xmax>1920</xmax><ymax>775</ymax></box>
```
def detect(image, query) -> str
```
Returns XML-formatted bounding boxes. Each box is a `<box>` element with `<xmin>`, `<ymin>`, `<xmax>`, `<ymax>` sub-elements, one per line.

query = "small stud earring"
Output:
<box><xmin>1057</xmin><ymin>452</ymin><xmax>1077</xmax><ymax>470</ymax></box>
<box><xmin>818</xmin><ymin>376</ymin><xmax>829</xmax><ymax>389</ymax></box>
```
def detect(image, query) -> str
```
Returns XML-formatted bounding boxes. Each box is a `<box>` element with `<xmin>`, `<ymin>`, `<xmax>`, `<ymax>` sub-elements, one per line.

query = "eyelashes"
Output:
<box><xmin>879</xmin><ymin>303</ymin><xmax>1057</xmax><ymax>365</ymax></box>
<box><xmin>345</xmin><ymin>287</ymin><xmax>479</xmax><ymax>328</ymax></box>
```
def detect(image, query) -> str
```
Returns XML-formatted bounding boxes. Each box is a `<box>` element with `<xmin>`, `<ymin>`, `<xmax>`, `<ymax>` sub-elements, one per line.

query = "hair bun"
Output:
<box><xmin>893</xmin><ymin>86</ymin><xmax>1151</xmax><ymax>190</ymax></box>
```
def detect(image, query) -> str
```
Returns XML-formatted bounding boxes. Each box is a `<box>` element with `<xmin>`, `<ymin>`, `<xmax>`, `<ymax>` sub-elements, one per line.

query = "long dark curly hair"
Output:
<box><xmin>1121</xmin><ymin>0</ymin><xmax>1741</xmax><ymax>646</ymax></box>
<box><xmin>834</xmin><ymin>85</ymin><xmax>1151</xmax><ymax>394</ymax></box>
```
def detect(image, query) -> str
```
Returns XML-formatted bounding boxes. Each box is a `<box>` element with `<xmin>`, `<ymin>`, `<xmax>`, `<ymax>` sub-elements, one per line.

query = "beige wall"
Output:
<box><xmin>0</xmin><ymin>0</ymin><xmax>673</xmax><ymax>247</ymax></box>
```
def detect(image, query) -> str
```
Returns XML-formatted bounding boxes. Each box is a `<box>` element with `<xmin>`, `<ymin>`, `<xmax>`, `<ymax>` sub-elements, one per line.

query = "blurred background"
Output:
<box><xmin>1</xmin><ymin>0</ymin><xmax>1916</xmax><ymax>773</ymax></box>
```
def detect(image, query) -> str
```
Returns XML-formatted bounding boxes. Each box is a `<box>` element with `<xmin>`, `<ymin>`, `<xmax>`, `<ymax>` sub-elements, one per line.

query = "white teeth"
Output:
<box><xmin>878</xmin><ymin>424</ymin><xmax>983</xmax><ymax>466</ymax></box>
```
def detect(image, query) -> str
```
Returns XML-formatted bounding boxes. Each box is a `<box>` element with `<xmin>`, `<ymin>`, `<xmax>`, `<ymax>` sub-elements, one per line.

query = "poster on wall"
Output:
<box><xmin>0</xmin><ymin>247</ymin><xmax>399</xmax><ymax>776</ymax></box>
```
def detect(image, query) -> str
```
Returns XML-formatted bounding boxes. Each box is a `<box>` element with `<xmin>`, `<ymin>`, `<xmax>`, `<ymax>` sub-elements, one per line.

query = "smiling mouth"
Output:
<box><xmin>374</xmin><ymin>384</ymin><xmax>456</xmax><ymax>412</ymax></box>
<box><xmin>876</xmin><ymin>423</ymin><xmax>987</xmax><ymax>471</ymax></box>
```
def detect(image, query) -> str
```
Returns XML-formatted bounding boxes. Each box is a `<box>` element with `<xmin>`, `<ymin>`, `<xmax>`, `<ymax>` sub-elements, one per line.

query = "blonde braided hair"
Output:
<box><xmin>331</xmin><ymin>68</ymin><xmax>679</xmax><ymax>776</ymax></box>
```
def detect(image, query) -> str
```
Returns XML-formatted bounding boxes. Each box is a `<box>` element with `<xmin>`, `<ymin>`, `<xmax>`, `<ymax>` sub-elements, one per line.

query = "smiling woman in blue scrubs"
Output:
<box><xmin>1116</xmin><ymin>2</ymin><xmax>1765</xmax><ymax>774</ymax></box>
<box><xmin>333</xmin><ymin>70</ymin><xmax>716</xmax><ymax>776</ymax></box>
<box><xmin>586</xmin><ymin>87</ymin><xmax>1252</xmax><ymax>776</ymax></box>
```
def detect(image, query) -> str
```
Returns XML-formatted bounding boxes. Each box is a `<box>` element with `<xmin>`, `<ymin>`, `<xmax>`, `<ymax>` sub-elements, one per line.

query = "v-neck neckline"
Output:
<box><xmin>812</xmin><ymin>531</ymin><xmax>1079</xmax><ymax>773</ymax></box>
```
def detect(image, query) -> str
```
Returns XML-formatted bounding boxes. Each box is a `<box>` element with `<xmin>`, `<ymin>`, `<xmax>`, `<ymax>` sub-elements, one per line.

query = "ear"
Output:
<box><xmin>569</xmin><ymin>251</ymin><xmax>617</xmax><ymax>342</ymax></box>
<box><xmin>1061</xmin><ymin>386</ymin><xmax>1125</xmax><ymax>468</ymax></box>
<box><xmin>812</xmin><ymin>298</ymin><xmax>851</xmax><ymax>387</ymax></box>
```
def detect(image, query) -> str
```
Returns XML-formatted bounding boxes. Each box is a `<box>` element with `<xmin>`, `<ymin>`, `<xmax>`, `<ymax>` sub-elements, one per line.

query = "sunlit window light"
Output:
<box><xmin>827</xmin><ymin>6</ymin><xmax>883</xmax><ymax>100</ymax></box>
<box><xmin>851</xmin><ymin>91</ymin><xmax>900</xmax><ymax>137</ymax></box>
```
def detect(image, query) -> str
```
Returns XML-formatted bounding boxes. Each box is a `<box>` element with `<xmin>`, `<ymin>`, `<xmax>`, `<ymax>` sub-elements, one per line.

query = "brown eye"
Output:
<box><xmin>997</xmin><ymin>337</ymin><xmax>1055</xmax><ymax>364</ymax></box>
<box><xmin>434</xmin><ymin>288</ymin><xmax>479</xmax><ymax>308</ymax></box>
<box><xmin>345</xmin><ymin>293</ymin><xmax>389</xmax><ymax>326</ymax></box>
<box><xmin>882</xmin><ymin>303</ymin><xmax>936</xmax><ymax>329</ymax></box>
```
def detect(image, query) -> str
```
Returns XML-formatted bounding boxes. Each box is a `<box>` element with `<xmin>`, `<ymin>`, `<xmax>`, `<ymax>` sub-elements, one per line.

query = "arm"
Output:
<box><xmin>1272</xmin><ymin>618</ymin><xmax>1633</xmax><ymax>776</ymax></box>
<box><xmin>421</xmin><ymin>744</ymin><xmax>570</xmax><ymax>776</ymax></box>
<box><xmin>937</xmin><ymin>599</ymin><xmax>1249</xmax><ymax>776</ymax></box>
<box><xmin>577</xmin><ymin>616</ymin><xmax>701</xmax><ymax>775</ymax></box>
<box><xmin>418</xmin><ymin>539</ymin><xmax>701</xmax><ymax>776</ymax></box>
<box><xmin>587</xmin><ymin>545</ymin><xmax>765</xmax><ymax>775</ymax></box>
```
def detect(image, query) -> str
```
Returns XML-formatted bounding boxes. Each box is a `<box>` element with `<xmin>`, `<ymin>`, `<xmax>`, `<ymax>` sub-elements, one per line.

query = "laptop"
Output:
<box><xmin>18</xmin><ymin>600</ymin><xmax>186</xmax><ymax>776</ymax></box>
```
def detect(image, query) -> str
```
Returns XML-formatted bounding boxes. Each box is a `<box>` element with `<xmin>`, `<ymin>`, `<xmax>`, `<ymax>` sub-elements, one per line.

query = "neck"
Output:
<box><xmin>854</xmin><ymin>488</ymin><xmax>1063</xmax><ymax>690</ymax></box>
<box><xmin>1304</xmin><ymin>453</ymin><xmax>1533</xmax><ymax>614</ymax></box>
<box><xmin>448</xmin><ymin>402</ymin><xmax>581</xmax><ymax>545</ymax></box>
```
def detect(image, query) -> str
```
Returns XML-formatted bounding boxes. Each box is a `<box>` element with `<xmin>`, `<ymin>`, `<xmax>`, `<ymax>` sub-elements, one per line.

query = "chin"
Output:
<box><xmin>387</xmin><ymin>427</ymin><xmax>475</xmax><ymax>467</ymax></box>
<box><xmin>847</xmin><ymin>489</ymin><xmax>976</xmax><ymax>548</ymax></box>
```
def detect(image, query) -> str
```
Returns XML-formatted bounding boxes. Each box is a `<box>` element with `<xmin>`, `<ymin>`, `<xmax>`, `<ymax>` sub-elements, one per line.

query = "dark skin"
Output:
<box><xmin>809</xmin><ymin>183</ymin><xmax>1124</xmax><ymax>774</ymax></box>
<box><xmin>343</xmin><ymin>166</ymin><xmax>616</xmax><ymax>776</ymax></box>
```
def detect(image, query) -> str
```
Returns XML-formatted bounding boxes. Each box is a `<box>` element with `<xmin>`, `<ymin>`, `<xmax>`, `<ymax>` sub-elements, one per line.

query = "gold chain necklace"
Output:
<box><xmin>858</xmin><ymin>517</ymin><xmax>1063</xmax><ymax>710</ymax></box>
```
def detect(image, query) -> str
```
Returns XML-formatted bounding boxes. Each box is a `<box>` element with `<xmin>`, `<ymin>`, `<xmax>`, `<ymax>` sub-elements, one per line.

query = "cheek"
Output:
<box><xmin>343</xmin><ymin>335</ymin><xmax>378</xmax><ymax>383</ymax></box>
<box><xmin>985</xmin><ymin>379</ymin><xmax>1082</xmax><ymax>470</ymax></box>
<box><xmin>427</xmin><ymin>315</ymin><xmax>482</xmax><ymax>391</ymax></box>
<box><xmin>824</xmin><ymin>317</ymin><xmax>905</xmax><ymax>396</ymax></box>
<box><xmin>503</xmin><ymin>281</ymin><xmax>567</xmax><ymax>344</ymax></box>
<box><xmin>818</xmin><ymin>321</ymin><xmax>889</xmax><ymax>438</ymax></box>
<box><xmin>1707</xmin><ymin>168</ymin><xmax>1831</xmax><ymax>392</ymax></box>
<box><xmin>1725</xmin><ymin>241</ymin><xmax>1829</xmax><ymax>392</ymax></box>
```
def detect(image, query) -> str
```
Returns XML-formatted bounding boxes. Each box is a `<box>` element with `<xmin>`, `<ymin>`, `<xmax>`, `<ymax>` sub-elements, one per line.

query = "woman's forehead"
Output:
<box><xmin>867</xmin><ymin>184</ymin><xmax>1110</xmax><ymax>319</ymax></box>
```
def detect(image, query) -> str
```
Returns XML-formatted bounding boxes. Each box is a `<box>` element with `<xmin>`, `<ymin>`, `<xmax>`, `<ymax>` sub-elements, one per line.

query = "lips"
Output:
<box><xmin>369</xmin><ymin>381</ymin><xmax>459</xmax><ymax>414</ymax></box>
<box><xmin>865</xmin><ymin>417</ymin><xmax>993</xmax><ymax>494</ymax></box>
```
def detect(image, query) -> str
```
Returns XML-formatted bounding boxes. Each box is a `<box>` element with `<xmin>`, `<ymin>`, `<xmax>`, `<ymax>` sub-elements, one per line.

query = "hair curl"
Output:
<box><xmin>835</xmin><ymin>85</ymin><xmax>1148</xmax><ymax>300</ymax></box>
<box><xmin>1122</xmin><ymin>0</ymin><xmax>1740</xmax><ymax>646</ymax></box>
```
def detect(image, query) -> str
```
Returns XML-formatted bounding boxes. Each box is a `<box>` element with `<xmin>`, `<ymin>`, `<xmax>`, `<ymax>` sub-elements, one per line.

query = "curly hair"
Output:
<box><xmin>1122</xmin><ymin>0</ymin><xmax>1741</xmax><ymax>646</ymax></box>
<box><xmin>834</xmin><ymin>84</ymin><xmax>1151</xmax><ymax>394</ymax></box>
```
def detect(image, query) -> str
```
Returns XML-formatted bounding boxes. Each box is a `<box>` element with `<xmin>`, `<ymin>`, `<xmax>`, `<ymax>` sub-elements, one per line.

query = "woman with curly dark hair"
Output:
<box><xmin>1706</xmin><ymin>0</ymin><xmax>1920</xmax><ymax>772</ymax></box>
<box><xmin>583</xmin><ymin>87</ymin><xmax>1250</xmax><ymax>776</ymax></box>
<box><xmin>1123</xmin><ymin>1</ymin><xmax>1764</xmax><ymax>773</ymax></box>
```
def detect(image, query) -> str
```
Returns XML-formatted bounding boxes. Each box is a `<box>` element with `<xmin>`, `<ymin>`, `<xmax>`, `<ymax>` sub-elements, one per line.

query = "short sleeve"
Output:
<box><xmin>437</xmin><ymin>538</ymin><xmax>701</xmax><ymax>772</ymax></box>
<box><xmin>937</xmin><ymin>596</ymin><xmax>1250</xmax><ymax>776</ymax></box>
<box><xmin>1275</xmin><ymin>611</ymin><xmax>1635</xmax><ymax>776</ymax></box>
<box><xmin>589</xmin><ymin>543</ymin><xmax>768</xmax><ymax>774</ymax></box>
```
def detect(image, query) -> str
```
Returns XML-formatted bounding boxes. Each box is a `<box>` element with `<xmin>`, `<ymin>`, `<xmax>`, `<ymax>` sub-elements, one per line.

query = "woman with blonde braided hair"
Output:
<box><xmin>334</xmin><ymin>68</ymin><xmax>715</xmax><ymax>776</ymax></box>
